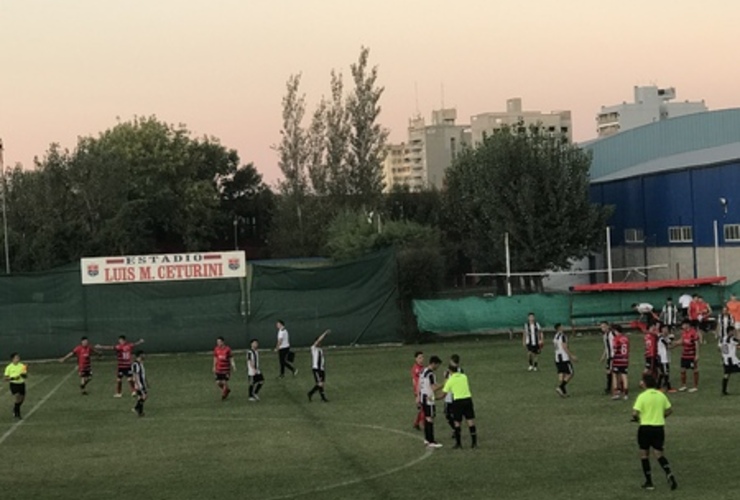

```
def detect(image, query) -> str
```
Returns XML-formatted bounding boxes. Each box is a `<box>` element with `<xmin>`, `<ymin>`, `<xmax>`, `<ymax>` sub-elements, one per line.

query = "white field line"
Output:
<box><xmin>0</xmin><ymin>367</ymin><xmax>76</xmax><ymax>446</ymax></box>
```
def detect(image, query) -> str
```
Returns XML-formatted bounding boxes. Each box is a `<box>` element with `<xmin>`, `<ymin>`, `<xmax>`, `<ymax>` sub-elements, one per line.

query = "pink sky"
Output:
<box><xmin>2</xmin><ymin>0</ymin><xmax>739</xmax><ymax>186</ymax></box>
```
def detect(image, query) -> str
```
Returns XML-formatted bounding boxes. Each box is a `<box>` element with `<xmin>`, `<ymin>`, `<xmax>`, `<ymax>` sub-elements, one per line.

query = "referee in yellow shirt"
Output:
<box><xmin>440</xmin><ymin>364</ymin><xmax>477</xmax><ymax>449</ymax></box>
<box><xmin>632</xmin><ymin>373</ymin><xmax>678</xmax><ymax>491</ymax></box>
<box><xmin>4</xmin><ymin>353</ymin><xmax>28</xmax><ymax>420</ymax></box>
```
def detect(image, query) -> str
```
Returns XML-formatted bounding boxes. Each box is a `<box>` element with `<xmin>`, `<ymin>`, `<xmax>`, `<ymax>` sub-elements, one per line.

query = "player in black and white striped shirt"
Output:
<box><xmin>599</xmin><ymin>321</ymin><xmax>615</xmax><ymax>395</ymax></box>
<box><xmin>553</xmin><ymin>324</ymin><xmax>577</xmax><ymax>397</ymax></box>
<box><xmin>247</xmin><ymin>339</ymin><xmax>264</xmax><ymax>402</ymax></box>
<box><xmin>720</xmin><ymin>326</ymin><xmax>740</xmax><ymax>395</ymax></box>
<box><xmin>307</xmin><ymin>330</ymin><xmax>330</xmax><ymax>402</ymax></box>
<box><xmin>523</xmin><ymin>313</ymin><xmax>543</xmax><ymax>371</ymax></box>
<box><xmin>131</xmin><ymin>351</ymin><xmax>147</xmax><ymax>417</ymax></box>
<box><xmin>660</xmin><ymin>298</ymin><xmax>679</xmax><ymax>331</ymax></box>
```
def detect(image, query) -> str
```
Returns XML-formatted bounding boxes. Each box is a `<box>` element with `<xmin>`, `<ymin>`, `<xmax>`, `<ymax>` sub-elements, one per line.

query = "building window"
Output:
<box><xmin>624</xmin><ymin>228</ymin><xmax>644</xmax><ymax>244</ymax></box>
<box><xmin>724</xmin><ymin>224</ymin><xmax>740</xmax><ymax>242</ymax></box>
<box><xmin>450</xmin><ymin>137</ymin><xmax>456</xmax><ymax>159</ymax></box>
<box><xmin>668</xmin><ymin>226</ymin><xmax>693</xmax><ymax>243</ymax></box>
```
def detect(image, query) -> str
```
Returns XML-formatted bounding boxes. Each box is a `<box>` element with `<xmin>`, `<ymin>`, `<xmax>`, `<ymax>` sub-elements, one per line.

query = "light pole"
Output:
<box><xmin>233</xmin><ymin>216</ymin><xmax>238</xmax><ymax>250</ymax></box>
<box><xmin>0</xmin><ymin>138</ymin><xmax>9</xmax><ymax>274</ymax></box>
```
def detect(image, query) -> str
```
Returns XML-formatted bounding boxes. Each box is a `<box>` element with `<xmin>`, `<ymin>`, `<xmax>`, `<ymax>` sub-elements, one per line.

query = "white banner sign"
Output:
<box><xmin>80</xmin><ymin>251</ymin><xmax>246</xmax><ymax>285</ymax></box>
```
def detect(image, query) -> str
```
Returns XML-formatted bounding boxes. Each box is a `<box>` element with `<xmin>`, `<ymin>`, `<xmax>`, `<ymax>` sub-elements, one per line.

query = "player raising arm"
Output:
<box><xmin>308</xmin><ymin>329</ymin><xmax>330</xmax><ymax>402</ymax></box>
<box><xmin>95</xmin><ymin>336</ymin><xmax>145</xmax><ymax>398</ymax></box>
<box><xmin>60</xmin><ymin>336</ymin><xmax>100</xmax><ymax>395</ymax></box>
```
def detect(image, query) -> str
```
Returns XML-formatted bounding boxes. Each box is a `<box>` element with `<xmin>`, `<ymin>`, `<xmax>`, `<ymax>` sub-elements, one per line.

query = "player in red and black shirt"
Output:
<box><xmin>675</xmin><ymin>319</ymin><xmax>700</xmax><ymax>392</ymax></box>
<box><xmin>60</xmin><ymin>336</ymin><xmax>100</xmax><ymax>395</ymax></box>
<box><xmin>611</xmin><ymin>325</ymin><xmax>630</xmax><ymax>400</ymax></box>
<box><xmin>213</xmin><ymin>336</ymin><xmax>236</xmax><ymax>400</ymax></box>
<box><xmin>411</xmin><ymin>351</ymin><xmax>425</xmax><ymax>431</ymax></box>
<box><xmin>643</xmin><ymin>325</ymin><xmax>660</xmax><ymax>379</ymax></box>
<box><xmin>96</xmin><ymin>336</ymin><xmax>145</xmax><ymax>398</ymax></box>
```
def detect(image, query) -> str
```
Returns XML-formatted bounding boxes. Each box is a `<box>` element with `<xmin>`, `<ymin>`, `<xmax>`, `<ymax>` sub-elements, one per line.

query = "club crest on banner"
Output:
<box><xmin>228</xmin><ymin>258</ymin><xmax>240</xmax><ymax>271</ymax></box>
<box><xmin>87</xmin><ymin>264</ymin><xmax>99</xmax><ymax>277</ymax></box>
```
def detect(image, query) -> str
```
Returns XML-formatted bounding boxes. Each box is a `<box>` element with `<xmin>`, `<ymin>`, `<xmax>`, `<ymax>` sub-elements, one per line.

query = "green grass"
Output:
<box><xmin>1</xmin><ymin>334</ymin><xmax>738</xmax><ymax>499</ymax></box>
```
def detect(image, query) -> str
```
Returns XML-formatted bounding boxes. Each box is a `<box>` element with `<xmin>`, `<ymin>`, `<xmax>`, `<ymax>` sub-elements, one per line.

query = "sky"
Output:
<box><xmin>2</xmin><ymin>0</ymin><xmax>739</xmax><ymax>186</ymax></box>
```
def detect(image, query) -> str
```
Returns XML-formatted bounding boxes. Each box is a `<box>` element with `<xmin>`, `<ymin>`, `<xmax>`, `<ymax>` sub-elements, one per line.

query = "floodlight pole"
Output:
<box><xmin>505</xmin><ymin>232</ymin><xmax>512</xmax><ymax>297</ymax></box>
<box><xmin>0</xmin><ymin>139</ymin><xmax>9</xmax><ymax>274</ymax></box>
<box><xmin>605</xmin><ymin>226</ymin><xmax>613</xmax><ymax>284</ymax></box>
<box><xmin>713</xmin><ymin>219</ymin><xmax>720</xmax><ymax>277</ymax></box>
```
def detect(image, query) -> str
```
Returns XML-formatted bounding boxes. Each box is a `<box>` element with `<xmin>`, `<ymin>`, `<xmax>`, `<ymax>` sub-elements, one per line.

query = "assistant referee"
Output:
<box><xmin>440</xmin><ymin>364</ymin><xmax>477</xmax><ymax>449</ymax></box>
<box><xmin>4</xmin><ymin>353</ymin><xmax>28</xmax><ymax>420</ymax></box>
<box><xmin>632</xmin><ymin>373</ymin><xmax>678</xmax><ymax>491</ymax></box>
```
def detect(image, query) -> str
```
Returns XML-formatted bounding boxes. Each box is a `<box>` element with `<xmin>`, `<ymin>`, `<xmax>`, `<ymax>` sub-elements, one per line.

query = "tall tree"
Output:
<box><xmin>444</xmin><ymin>126</ymin><xmax>612</xmax><ymax>286</ymax></box>
<box><xmin>346</xmin><ymin>47</ymin><xmax>389</xmax><ymax>207</ymax></box>
<box><xmin>324</xmin><ymin>70</ymin><xmax>351</xmax><ymax>198</ymax></box>
<box><xmin>276</xmin><ymin>74</ymin><xmax>309</xmax><ymax>199</ymax></box>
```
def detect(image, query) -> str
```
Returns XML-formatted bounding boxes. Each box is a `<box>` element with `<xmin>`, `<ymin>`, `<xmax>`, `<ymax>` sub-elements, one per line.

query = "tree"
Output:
<box><xmin>276</xmin><ymin>73</ymin><xmax>309</xmax><ymax>199</ymax></box>
<box><xmin>444</xmin><ymin>126</ymin><xmax>612</xmax><ymax>289</ymax></box>
<box><xmin>324</xmin><ymin>70</ymin><xmax>351</xmax><ymax>198</ymax></box>
<box><xmin>345</xmin><ymin>47</ymin><xmax>389</xmax><ymax>207</ymax></box>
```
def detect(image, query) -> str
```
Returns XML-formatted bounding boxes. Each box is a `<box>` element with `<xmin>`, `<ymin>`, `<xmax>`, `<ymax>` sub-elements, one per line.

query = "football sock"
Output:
<box><xmin>605</xmin><ymin>374</ymin><xmax>611</xmax><ymax>392</ymax></box>
<box><xmin>657</xmin><ymin>456</ymin><xmax>672</xmax><ymax>476</ymax></box>
<box><xmin>693</xmin><ymin>372</ymin><xmax>699</xmax><ymax>387</ymax></box>
<box><xmin>248</xmin><ymin>384</ymin><xmax>254</xmax><ymax>398</ymax></box>
<box><xmin>559</xmin><ymin>381</ymin><xmax>567</xmax><ymax>394</ymax></box>
<box><xmin>454</xmin><ymin>427</ymin><xmax>461</xmax><ymax>446</ymax></box>
<box><xmin>641</xmin><ymin>458</ymin><xmax>652</xmax><ymax>483</ymax></box>
<box><xmin>255</xmin><ymin>383</ymin><xmax>263</xmax><ymax>395</ymax></box>
<box><xmin>13</xmin><ymin>403</ymin><xmax>20</xmax><ymax>417</ymax></box>
<box><xmin>129</xmin><ymin>380</ymin><xmax>136</xmax><ymax>391</ymax></box>
<box><xmin>528</xmin><ymin>358</ymin><xmax>533</xmax><ymax>367</ymax></box>
<box><xmin>470</xmin><ymin>425</ymin><xmax>477</xmax><ymax>446</ymax></box>
<box><xmin>680</xmin><ymin>372</ymin><xmax>687</xmax><ymax>386</ymax></box>
<box><xmin>722</xmin><ymin>377</ymin><xmax>729</xmax><ymax>394</ymax></box>
<box><xmin>534</xmin><ymin>361</ymin><xmax>538</xmax><ymax>368</ymax></box>
<box><xmin>446</xmin><ymin>412</ymin><xmax>456</xmax><ymax>430</ymax></box>
<box><xmin>116</xmin><ymin>381</ymin><xmax>122</xmax><ymax>394</ymax></box>
<box><xmin>319</xmin><ymin>387</ymin><xmax>327</xmax><ymax>401</ymax></box>
<box><xmin>425</xmin><ymin>422</ymin><xmax>435</xmax><ymax>443</ymax></box>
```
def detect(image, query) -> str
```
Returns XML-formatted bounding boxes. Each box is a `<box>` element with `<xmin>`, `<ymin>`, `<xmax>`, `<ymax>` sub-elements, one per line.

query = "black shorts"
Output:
<box><xmin>556</xmin><ymin>361</ymin><xmax>574</xmax><ymax>375</ymax></box>
<box><xmin>644</xmin><ymin>357</ymin><xmax>658</xmax><ymax>372</ymax></box>
<box><xmin>680</xmin><ymin>358</ymin><xmax>698</xmax><ymax>370</ymax></box>
<box><xmin>9</xmin><ymin>383</ymin><xmax>26</xmax><ymax>396</ymax></box>
<box><xmin>604</xmin><ymin>358</ymin><xmax>613</xmax><ymax>372</ymax></box>
<box><xmin>723</xmin><ymin>362</ymin><xmax>740</xmax><ymax>374</ymax></box>
<box><xmin>451</xmin><ymin>398</ymin><xmax>476</xmax><ymax>421</ymax></box>
<box><xmin>79</xmin><ymin>370</ymin><xmax>92</xmax><ymax>378</ymax></box>
<box><xmin>637</xmin><ymin>425</ymin><xmax>665</xmax><ymax>451</ymax></box>
<box><xmin>118</xmin><ymin>368</ymin><xmax>132</xmax><ymax>378</ymax></box>
<box><xmin>612</xmin><ymin>365</ymin><xmax>628</xmax><ymax>375</ymax></box>
<box><xmin>249</xmin><ymin>373</ymin><xmax>265</xmax><ymax>384</ymax></box>
<box><xmin>526</xmin><ymin>344</ymin><xmax>541</xmax><ymax>354</ymax></box>
<box><xmin>312</xmin><ymin>369</ymin><xmax>325</xmax><ymax>384</ymax></box>
<box><xmin>215</xmin><ymin>373</ymin><xmax>230</xmax><ymax>381</ymax></box>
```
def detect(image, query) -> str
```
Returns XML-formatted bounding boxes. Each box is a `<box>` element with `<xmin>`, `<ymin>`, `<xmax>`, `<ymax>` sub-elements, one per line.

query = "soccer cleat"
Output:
<box><xmin>611</xmin><ymin>394</ymin><xmax>622</xmax><ymax>400</ymax></box>
<box><xmin>641</xmin><ymin>482</ymin><xmax>655</xmax><ymax>490</ymax></box>
<box><xmin>533</xmin><ymin>367</ymin><xmax>538</xmax><ymax>372</ymax></box>
<box><xmin>678</xmin><ymin>386</ymin><xmax>687</xmax><ymax>392</ymax></box>
<box><xmin>426</xmin><ymin>442</ymin><xmax>443</xmax><ymax>449</ymax></box>
<box><xmin>667</xmin><ymin>389</ymin><xmax>677</xmax><ymax>393</ymax></box>
<box><xmin>528</xmin><ymin>366</ymin><xmax>533</xmax><ymax>371</ymax></box>
<box><xmin>253</xmin><ymin>395</ymin><xmax>260</xmax><ymax>401</ymax></box>
<box><xmin>221</xmin><ymin>388</ymin><xmax>231</xmax><ymax>401</ymax></box>
<box><xmin>248</xmin><ymin>397</ymin><xmax>257</xmax><ymax>402</ymax></box>
<box><xmin>623</xmin><ymin>395</ymin><xmax>629</xmax><ymax>401</ymax></box>
<box><xmin>555</xmin><ymin>387</ymin><xmax>566</xmax><ymax>398</ymax></box>
<box><xmin>722</xmin><ymin>391</ymin><xmax>729</xmax><ymax>396</ymax></box>
<box><xmin>688</xmin><ymin>387</ymin><xmax>698</xmax><ymax>393</ymax></box>
<box><xmin>668</xmin><ymin>475</ymin><xmax>678</xmax><ymax>490</ymax></box>
<box><xmin>293</xmin><ymin>369</ymin><xmax>299</xmax><ymax>377</ymax></box>
<box><xmin>131</xmin><ymin>391</ymin><xmax>137</xmax><ymax>397</ymax></box>
<box><xmin>114</xmin><ymin>393</ymin><xmax>123</xmax><ymax>398</ymax></box>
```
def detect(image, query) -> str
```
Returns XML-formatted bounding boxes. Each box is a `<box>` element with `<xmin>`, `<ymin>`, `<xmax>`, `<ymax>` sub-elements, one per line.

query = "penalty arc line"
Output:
<box><xmin>0</xmin><ymin>367</ymin><xmax>77</xmax><ymax>446</ymax></box>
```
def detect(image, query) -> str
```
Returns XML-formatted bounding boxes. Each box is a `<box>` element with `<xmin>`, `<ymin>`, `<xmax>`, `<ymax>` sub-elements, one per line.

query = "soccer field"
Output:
<box><xmin>1</xmin><ymin>335</ymin><xmax>738</xmax><ymax>500</ymax></box>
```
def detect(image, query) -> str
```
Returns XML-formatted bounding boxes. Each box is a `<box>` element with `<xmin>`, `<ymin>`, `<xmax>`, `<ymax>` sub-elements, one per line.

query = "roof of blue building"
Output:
<box><xmin>583</xmin><ymin>108</ymin><xmax>740</xmax><ymax>180</ymax></box>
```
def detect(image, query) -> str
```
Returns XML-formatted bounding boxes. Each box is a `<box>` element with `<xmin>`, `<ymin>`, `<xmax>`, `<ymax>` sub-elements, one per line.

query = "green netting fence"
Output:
<box><xmin>0</xmin><ymin>250</ymin><xmax>401</xmax><ymax>360</ymax></box>
<box><xmin>414</xmin><ymin>281</ymin><xmax>740</xmax><ymax>334</ymax></box>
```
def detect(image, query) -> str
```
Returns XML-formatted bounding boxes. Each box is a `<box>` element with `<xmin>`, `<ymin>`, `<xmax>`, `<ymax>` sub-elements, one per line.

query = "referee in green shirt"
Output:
<box><xmin>4</xmin><ymin>353</ymin><xmax>28</xmax><ymax>420</ymax></box>
<box><xmin>440</xmin><ymin>364</ymin><xmax>477</xmax><ymax>449</ymax></box>
<box><xmin>632</xmin><ymin>373</ymin><xmax>678</xmax><ymax>491</ymax></box>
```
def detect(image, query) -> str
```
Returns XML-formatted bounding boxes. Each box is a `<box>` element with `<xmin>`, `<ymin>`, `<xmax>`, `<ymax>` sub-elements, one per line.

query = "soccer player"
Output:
<box><xmin>660</xmin><ymin>297</ymin><xmax>679</xmax><ymax>331</ymax></box>
<box><xmin>410</xmin><ymin>351</ymin><xmax>425</xmax><ymax>431</ymax></box>
<box><xmin>418</xmin><ymin>356</ymin><xmax>443</xmax><ymax>448</ymax></box>
<box><xmin>599</xmin><ymin>321</ymin><xmax>615</xmax><ymax>395</ymax></box>
<box><xmin>676</xmin><ymin>319</ymin><xmax>700</xmax><ymax>392</ymax></box>
<box><xmin>523</xmin><ymin>312</ymin><xmax>543</xmax><ymax>371</ymax></box>
<box><xmin>719</xmin><ymin>326</ymin><xmax>740</xmax><ymax>395</ymax></box>
<box><xmin>657</xmin><ymin>325</ymin><xmax>676</xmax><ymax>393</ymax></box>
<box><xmin>95</xmin><ymin>336</ymin><xmax>145</xmax><ymax>398</ymax></box>
<box><xmin>4</xmin><ymin>353</ymin><xmax>27</xmax><ymax>420</ymax></box>
<box><xmin>632</xmin><ymin>373</ymin><xmax>678</xmax><ymax>491</ymax></box>
<box><xmin>274</xmin><ymin>320</ymin><xmax>296</xmax><ymax>377</ymax></box>
<box><xmin>726</xmin><ymin>293</ymin><xmax>740</xmax><ymax>330</ymax></box>
<box><xmin>247</xmin><ymin>339</ymin><xmax>264</xmax><ymax>402</ymax></box>
<box><xmin>214</xmin><ymin>336</ymin><xmax>236</xmax><ymax>400</ymax></box>
<box><xmin>59</xmin><ymin>336</ymin><xmax>99</xmax><ymax>395</ymax></box>
<box><xmin>688</xmin><ymin>295</ymin><xmax>710</xmax><ymax>344</ymax></box>
<box><xmin>442</xmin><ymin>354</ymin><xmax>463</xmax><ymax>434</ymax></box>
<box><xmin>440</xmin><ymin>364</ymin><xmax>477</xmax><ymax>449</ymax></box>
<box><xmin>307</xmin><ymin>329</ymin><xmax>330</xmax><ymax>402</ymax></box>
<box><xmin>643</xmin><ymin>324</ymin><xmax>660</xmax><ymax>379</ymax></box>
<box><xmin>678</xmin><ymin>293</ymin><xmax>692</xmax><ymax>321</ymax></box>
<box><xmin>553</xmin><ymin>323</ymin><xmax>577</xmax><ymax>397</ymax></box>
<box><xmin>131</xmin><ymin>351</ymin><xmax>148</xmax><ymax>417</ymax></box>
<box><xmin>716</xmin><ymin>306</ymin><xmax>735</xmax><ymax>343</ymax></box>
<box><xmin>611</xmin><ymin>325</ymin><xmax>630</xmax><ymax>400</ymax></box>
